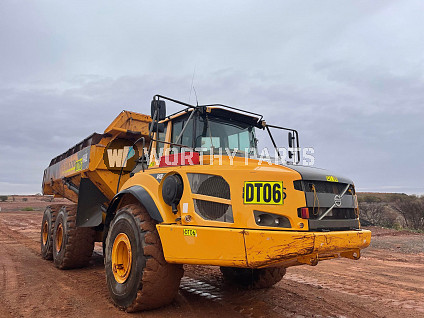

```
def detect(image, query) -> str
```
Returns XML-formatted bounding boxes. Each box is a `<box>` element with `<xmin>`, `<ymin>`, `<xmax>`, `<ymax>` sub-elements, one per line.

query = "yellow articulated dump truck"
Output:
<box><xmin>41</xmin><ymin>94</ymin><xmax>371</xmax><ymax>312</ymax></box>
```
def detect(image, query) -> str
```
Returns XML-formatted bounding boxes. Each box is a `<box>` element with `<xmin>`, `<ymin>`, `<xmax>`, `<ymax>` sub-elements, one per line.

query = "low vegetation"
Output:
<box><xmin>358</xmin><ymin>193</ymin><xmax>424</xmax><ymax>231</ymax></box>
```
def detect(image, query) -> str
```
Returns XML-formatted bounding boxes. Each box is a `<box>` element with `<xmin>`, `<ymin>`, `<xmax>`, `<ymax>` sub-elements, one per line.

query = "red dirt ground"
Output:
<box><xmin>0</xmin><ymin>197</ymin><xmax>423</xmax><ymax>318</ymax></box>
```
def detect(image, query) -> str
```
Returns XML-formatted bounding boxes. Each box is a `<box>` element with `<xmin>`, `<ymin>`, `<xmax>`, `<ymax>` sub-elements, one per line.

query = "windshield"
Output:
<box><xmin>195</xmin><ymin>115</ymin><xmax>257</xmax><ymax>155</ymax></box>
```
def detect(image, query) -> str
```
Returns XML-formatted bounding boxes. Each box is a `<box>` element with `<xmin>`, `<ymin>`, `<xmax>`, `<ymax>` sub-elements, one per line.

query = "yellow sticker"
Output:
<box><xmin>75</xmin><ymin>159</ymin><xmax>83</xmax><ymax>172</ymax></box>
<box><xmin>183</xmin><ymin>228</ymin><xmax>197</xmax><ymax>237</ymax></box>
<box><xmin>326</xmin><ymin>175</ymin><xmax>339</xmax><ymax>182</ymax></box>
<box><xmin>243</xmin><ymin>181</ymin><xmax>284</xmax><ymax>205</ymax></box>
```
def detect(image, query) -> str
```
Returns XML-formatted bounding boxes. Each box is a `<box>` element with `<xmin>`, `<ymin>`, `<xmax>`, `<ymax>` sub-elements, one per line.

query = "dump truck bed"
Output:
<box><xmin>42</xmin><ymin>111</ymin><xmax>151</xmax><ymax>203</ymax></box>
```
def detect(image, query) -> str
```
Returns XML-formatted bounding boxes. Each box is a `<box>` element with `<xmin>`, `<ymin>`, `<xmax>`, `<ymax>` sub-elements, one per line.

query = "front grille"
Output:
<box><xmin>193</xmin><ymin>199</ymin><xmax>234</xmax><ymax>222</ymax></box>
<box><xmin>188</xmin><ymin>173</ymin><xmax>233</xmax><ymax>223</ymax></box>
<box><xmin>295</xmin><ymin>180</ymin><xmax>358</xmax><ymax>231</ymax></box>
<box><xmin>187</xmin><ymin>174</ymin><xmax>231</xmax><ymax>199</ymax></box>
<box><xmin>294</xmin><ymin>180</ymin><xmax>355</xmax><ymax>195</ymax></box>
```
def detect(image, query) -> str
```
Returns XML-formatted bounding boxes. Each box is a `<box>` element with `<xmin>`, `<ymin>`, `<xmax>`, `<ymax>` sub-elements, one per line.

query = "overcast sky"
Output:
<box><xmin>1</xmin><ymin>1</ymin><xmax>423</xmax><ymax>195</ymax></box>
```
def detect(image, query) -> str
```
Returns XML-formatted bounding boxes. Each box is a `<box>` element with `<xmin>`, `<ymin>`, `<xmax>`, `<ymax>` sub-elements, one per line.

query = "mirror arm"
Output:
<box><xmin>266</xmin><ymin>124</ymin><xmax>301</xmax><ymax>164</ymax></box>
<box><xmin>265</xmin><ymin>125</ymin><xmax>283</xmax><ymax>164</ymax></box>
<box><xmin>147</xmin><ymin>108</ymin><xmax>158</xmax><ymax>157</ymax></box>
<box><xmin>153</xmin><ymin>94</ymin><xmax>196</xmax><ymax>109</ymax></box>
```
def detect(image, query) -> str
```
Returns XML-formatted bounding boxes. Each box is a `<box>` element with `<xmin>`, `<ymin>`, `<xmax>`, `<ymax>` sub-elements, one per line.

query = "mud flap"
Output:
<box><xmin>76</xmin><ymin>178</ymin><xmax>108</xmax><ymax>227</ymax></box>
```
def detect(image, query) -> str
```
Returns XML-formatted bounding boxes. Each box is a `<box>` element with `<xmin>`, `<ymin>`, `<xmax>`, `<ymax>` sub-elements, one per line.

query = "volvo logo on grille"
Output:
<box><xmin>334</xmin><ymin>195</ymin><xmax>342</xmax><ymax>207</ymax></box>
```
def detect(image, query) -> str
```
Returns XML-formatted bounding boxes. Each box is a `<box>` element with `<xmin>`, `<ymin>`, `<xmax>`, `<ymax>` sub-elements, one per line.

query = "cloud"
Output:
<box><xmin>0</xmin><ymin>1</ymin><xmax>423</xmax><ymax>194</ymax></box>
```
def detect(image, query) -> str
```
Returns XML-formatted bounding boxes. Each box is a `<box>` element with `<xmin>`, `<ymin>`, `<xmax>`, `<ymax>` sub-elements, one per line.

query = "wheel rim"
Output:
<box><xmin>111</xmin><ymin>233</ymin><xmax>132</xmax><ymax>284</ymax></box>
<box><xmin>42</xmin><ymin>221</ymin><xmax>49</xmax><ymax>245</ymax></box>
<box><xmin>55</xmin><ymin>223</ymin><xmax>63</xmax><ymax>253</ymax></box>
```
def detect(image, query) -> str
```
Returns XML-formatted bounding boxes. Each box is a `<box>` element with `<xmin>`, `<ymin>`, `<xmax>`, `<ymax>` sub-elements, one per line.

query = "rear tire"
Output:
<box><xmin>220</xmin><ymin>266</ymin><xmax>286</xmax><ymax>289</ymax></box>
<box><xmin>40</xmin><ymin>205</ymin><xmax>62</xmax><ymax>260</ymax></box>
<box><xmin>52</xmin><ymin>205</ymin><xmax>96</xmax><ymax>269</ymax></box>
<box><xmin>105</xmin><ymin>204</ymin><xmax>184</xmax><ymax>312</ymax></box>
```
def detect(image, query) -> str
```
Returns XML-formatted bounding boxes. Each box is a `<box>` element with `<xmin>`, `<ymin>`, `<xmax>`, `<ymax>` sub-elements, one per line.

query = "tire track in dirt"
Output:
<box><xmin>182</xmin><ymin>265</ymin><xmax>386</xmax><ymax>318</ymax></box>
<box><xmin>286</xmin><ymin>272</ymin><xmax>424</xmax><ymax>314</ymax></box>
<box><xmin>285</xmin><ymin>254</ymin><xmax>424</xmax><ymax>317</ymax></box>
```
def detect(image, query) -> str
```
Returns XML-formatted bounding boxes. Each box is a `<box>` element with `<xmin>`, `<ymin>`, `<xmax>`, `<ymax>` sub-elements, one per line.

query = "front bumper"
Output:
<box><xmin>244</xmin><ymin>228</ymin><xmax>371</xmax><ymax>268</ymax></box>
<box><xmin>157</xmin><ymin>224</ymin><xmax>371</xmax><ymax>268</ymax></box>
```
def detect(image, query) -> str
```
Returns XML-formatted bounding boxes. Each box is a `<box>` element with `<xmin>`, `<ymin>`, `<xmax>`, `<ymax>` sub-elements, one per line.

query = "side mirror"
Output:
<box><xmin>151</xmin><ymin>100</ymin><xmax>166</xmax><ymax>121</ymax></box>
<box><xmin>288</xmin><ymin>132</ymin><xmax>294</xmax><ymax>159</ymax></box>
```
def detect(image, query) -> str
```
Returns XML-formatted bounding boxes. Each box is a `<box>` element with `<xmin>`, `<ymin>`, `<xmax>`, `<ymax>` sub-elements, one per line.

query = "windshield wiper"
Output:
<box><xmin>175</xmin><ymin>109</ymin><xmax>197</xmax><ymax>145</ymax></box>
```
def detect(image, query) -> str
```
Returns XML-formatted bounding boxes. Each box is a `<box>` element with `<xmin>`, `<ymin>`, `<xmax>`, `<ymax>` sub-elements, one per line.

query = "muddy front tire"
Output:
<box><xmin>40</xmin><ymin>205</ymin><xmax>62</xmax><ymax>260</ymax></box>
<box><xmin>220</xmin><ymin>266</ymin><xmax>286</xmax><ymax>289</ymax></box>
<box><xmin>52</xmin><ymin>205</ymin><xmax>96</xmax><ymax>269</ymax></box>
<box><xmin>105</xmin><ymin>204</ymin><xmax>184</xmax><ymax>312</ymax></box>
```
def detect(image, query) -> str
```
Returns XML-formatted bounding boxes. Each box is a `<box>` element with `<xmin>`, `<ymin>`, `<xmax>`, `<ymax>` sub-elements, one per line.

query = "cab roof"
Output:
<box><xmin>162</xmin><ymin>105</ymin><xmax>265</xmax><ymax>129</ymax></box>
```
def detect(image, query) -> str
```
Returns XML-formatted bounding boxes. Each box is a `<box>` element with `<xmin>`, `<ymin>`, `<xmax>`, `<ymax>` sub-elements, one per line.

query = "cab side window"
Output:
<box><xmin>171</xmin><ymin>115</ymin><xmax>194</xmax><ymax>153</ymax></box>
<box><xmin>172</xmin><ymin>120</ymin><xmax>183</xmax><ymax>144</ymax></box>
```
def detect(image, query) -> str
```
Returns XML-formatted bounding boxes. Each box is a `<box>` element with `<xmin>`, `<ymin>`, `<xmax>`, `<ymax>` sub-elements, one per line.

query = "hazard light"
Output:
<box><xmin>300</xmin><ymin>207</ymin><xmax>309</xmax><ymax>219</ymax></box>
